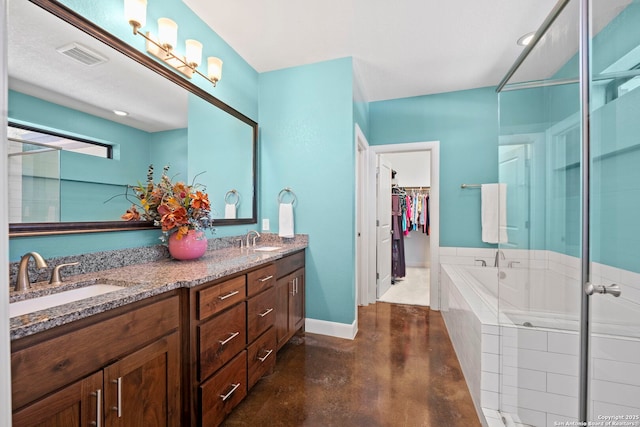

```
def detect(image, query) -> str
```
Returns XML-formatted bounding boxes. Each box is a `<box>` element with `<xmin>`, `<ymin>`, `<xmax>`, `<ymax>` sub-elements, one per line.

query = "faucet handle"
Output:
<box><xmin>49</xmin><ymin>262</ymin><xmax>80</xmax><ymax>285</ymax></box>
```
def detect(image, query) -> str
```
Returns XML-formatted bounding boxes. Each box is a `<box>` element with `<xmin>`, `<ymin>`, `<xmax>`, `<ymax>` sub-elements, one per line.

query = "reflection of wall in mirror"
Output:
<box><xmin>188</xmin><ymin>93</ymin><xmax>254</xmax><ymax>219</ymax></box>
<box><xmin>8</xmin><ymin>90</ymin><xmax>189</xmax><ymax>222</ymax></box>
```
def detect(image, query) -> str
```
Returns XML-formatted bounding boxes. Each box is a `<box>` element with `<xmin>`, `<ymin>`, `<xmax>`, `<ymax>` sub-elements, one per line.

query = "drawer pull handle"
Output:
<box><xmin>257</xmin><ymin>349</ymin><xmax>273</xmax><ymax>363</ymax></box>
<box><xmin>90</xmin><ymin>389</ymin><xmax>102</xmax><ymax>427</ymax></box>
<box><xmin>218</xmin><ymin>290</ymin><xmax>239</xmax><ymax>300</ymax></box>
<box><xmin>258</xmin><ymin>275</ymin><xmax>274</xmax><ymax>282</ymax></box>
<box><xmin>219</xmin><ymin>331</ymin><xmax>240</xmax><ymax>346</ymax></box>
<box><xmin>111</xmin><ymin>377</ymin><xmax>122</xmax><ymax>418</ymax></box>
<box><xmin>258</xmin><ymin>308</ymin><xmax>274</xmax><ymax>318</ymax></box>
<box><xmin>220</xmin><ymin>383</ymin><xmax>241</xmax><ymax>401</ymax></box>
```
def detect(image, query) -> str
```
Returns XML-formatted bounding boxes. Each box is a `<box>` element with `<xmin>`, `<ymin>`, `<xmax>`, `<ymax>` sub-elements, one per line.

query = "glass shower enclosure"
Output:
<box><xmin>497</xmin><ymin>0</ymin><xmax>640</xmax><ymax>425</ymax></box>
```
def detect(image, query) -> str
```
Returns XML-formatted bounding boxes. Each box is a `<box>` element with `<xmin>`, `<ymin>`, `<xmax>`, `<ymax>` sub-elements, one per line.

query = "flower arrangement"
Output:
<box><xmin>122</xmin><ymin>164</ymin><xmax>214</xmax><ymax>240</ymax></box>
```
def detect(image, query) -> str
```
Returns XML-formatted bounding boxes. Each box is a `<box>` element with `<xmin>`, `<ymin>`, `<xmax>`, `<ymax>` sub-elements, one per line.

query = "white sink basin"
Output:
<box><xmin>10</xmin><ymin>284</ymin><xmax>124</xmax><ymax>317</ymax></box>
<box><xmin>253</xmin><ymin>246</ymin><xmax>282</xmax><ymax>252</ymax></box>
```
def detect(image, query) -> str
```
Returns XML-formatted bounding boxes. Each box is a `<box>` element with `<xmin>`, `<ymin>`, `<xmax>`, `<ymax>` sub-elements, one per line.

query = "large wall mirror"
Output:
<box><xmin>7</xmin><ymin>0</ymin><xmax>258</xmax><ymax>236</ymax></box>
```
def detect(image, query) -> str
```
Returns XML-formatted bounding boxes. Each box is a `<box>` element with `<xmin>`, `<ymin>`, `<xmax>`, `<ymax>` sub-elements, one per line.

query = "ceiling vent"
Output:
<box><xmin>56</xmin><ymin>43</ymin><xmax>108</xmax><ymax>66</ymax></box>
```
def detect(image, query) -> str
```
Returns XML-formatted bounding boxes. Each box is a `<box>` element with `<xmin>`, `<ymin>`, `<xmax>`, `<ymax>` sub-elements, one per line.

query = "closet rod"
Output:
<box><xmin>399</xmin><ymin>186</ymin><xmax>430</xmax><ymax>191</ymax></box>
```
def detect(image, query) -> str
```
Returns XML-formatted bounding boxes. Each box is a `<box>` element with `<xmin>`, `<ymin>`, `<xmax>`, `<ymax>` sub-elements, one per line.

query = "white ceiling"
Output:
<box><xmin>183</xmin><ymin>0</ymin><xmax>560</xmax><ymax>102</ymax></box>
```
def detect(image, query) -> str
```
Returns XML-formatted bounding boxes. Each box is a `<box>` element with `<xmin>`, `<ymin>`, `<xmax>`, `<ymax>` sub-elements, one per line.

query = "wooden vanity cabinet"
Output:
<box><xmin>275</xmin><ymin>250</ymin><xmax>306</xmax><ymax>350</ymax></box>
<box><xmin>11</xmin><ymin>293</ymin><xmax>181</xmax><ymax>427</ymax></box>
<box><xmin>185</xmin><ymin>263</ymin><xmax>277</xmax><ymax>427</ymax></box>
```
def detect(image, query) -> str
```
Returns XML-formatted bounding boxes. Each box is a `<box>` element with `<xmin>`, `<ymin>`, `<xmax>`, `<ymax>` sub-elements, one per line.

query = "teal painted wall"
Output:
<box><xmin>259</xmin><ymin>58</ymin><xmax>356</xmax><ymax>325</ymax></box>
<box><xmin>369</xmin><ymin>87</ymin><xmax>499</xmax><ymax>249</ymax></box>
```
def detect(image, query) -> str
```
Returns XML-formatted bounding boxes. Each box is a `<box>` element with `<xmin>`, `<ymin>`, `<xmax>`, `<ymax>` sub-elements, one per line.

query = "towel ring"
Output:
<box><xmin>277</xmin><ymin>187</ymin><xmax>297</xmax><ymax>205</ymax></box>
<box><xmin>224</xmin><ymin>189</ymin><xmax>240</xmax><ymax>207</ymax></box>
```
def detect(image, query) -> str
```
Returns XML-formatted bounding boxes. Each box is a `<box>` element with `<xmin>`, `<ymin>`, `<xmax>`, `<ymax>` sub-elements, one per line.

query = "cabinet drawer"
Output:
<box><xmin>247</xmin><ymin>287</ymin><xmax>276</xmax><ymax>342</ymax></box>
<box><xmin>247</xmin><ymin>327</ymin><xmax>276</xmax><ymax>390</ymax></box>
<box><xmin>198</xmin><ymin>275</ymin><xmax>246</xmax><ymax>320</ymax></box>
<box><xmin>199</xmin><ymin>303</ymin><xmax>246</xmax><ymax>381</ymax></box>
<box><xmin>200</xmin><ymin>351</ymin><xmax>247</xmax><ymax>427</ymax></box>
<box><xmin>246</xmin><ymin>263</ymin><xmax>276</xmax><ymax>297</ymax></box>
<box><xmin>276</xmin><ymin>250</ymin><xmax>305</xmax><ymax>278</ymax></box>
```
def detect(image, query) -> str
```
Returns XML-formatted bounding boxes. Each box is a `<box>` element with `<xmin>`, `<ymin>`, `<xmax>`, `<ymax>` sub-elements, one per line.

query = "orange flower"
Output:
<box><xmin>121</xmin><ymin>206</ymin><xmax>140</xmax><ymax>221</ymax></box>
<box><xmin>173</xmin><ymin>183</ymin><xmax>188</xmax><ymax>199</ymax></box>
<box><xmin>191</xmin><ymin>191</ymin><xmax>210</xmax><ymax>210</ymax></box>
<box><xmin>174</xmin><ymin>225</ymin><xmax>190</xmax><ymax>239</ymax></box>
<box><xmin>160</xmin><ymin>206</ymin><xmax>188</xmax><ymax>231</ymax></box>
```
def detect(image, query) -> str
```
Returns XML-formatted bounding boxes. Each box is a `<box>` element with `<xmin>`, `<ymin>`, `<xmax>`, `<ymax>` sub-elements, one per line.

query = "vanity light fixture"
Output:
<box><xmin>123</xmin><ymin>0</ymin><xmax>223</xmax><ymax>86</ymax></box>
<box><xmin>517</xmin><ymin>31</ymin><xmax>536</xmax><ymax>47</ymax></box>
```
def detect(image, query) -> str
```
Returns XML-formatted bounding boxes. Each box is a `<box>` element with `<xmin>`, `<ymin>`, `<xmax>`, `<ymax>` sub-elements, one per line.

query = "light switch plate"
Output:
<box><xmin>262</xmin><ymin>219</ymin><xmax>270</xmax><ymax>231</ymax></box>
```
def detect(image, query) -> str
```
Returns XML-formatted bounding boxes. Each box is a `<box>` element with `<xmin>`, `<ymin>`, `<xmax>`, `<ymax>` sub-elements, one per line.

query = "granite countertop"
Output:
<box><xmin>9</xmin><ymin>239</ymin><xmax>307</xmax><ymax>341</ymax></box>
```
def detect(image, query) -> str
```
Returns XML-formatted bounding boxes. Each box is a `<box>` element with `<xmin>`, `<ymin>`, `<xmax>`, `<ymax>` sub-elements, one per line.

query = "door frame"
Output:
<box><xmin>361</xmin><ymin>141</ymin><xmax>440</xmax><ymax>310</ymax></box>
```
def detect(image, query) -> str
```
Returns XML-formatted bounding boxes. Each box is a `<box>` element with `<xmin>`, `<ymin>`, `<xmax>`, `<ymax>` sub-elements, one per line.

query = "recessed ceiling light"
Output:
<box><xmin>517</xmin><ymin>32</ymin><xmax>536</xmax><ymax>47</ymax></box>
<box><xmin>113</xmin><ymin>110</ymin><xmax>129</xmax><ymax>116</ymax></box>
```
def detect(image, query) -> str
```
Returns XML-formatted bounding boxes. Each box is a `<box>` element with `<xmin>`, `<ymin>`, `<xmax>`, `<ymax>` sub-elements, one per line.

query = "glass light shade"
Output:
<box><xmin>124</xmin><ymin>0</ymin><xmax>147</xmax><ymax>29</ymax></box>
<box><xmin>185</xmin><ymin>39</ymin><xmax>203</xmax><ymax>67</ymax></box>
<box><xmin>207</xmin><ymin>57</ymin><xmax>223</xmax><ymax>82</ymax></box>
<box><xmin>157</xmin><ymin>18</ymin><xmax>178</xmax><ymax>50</ymax></box>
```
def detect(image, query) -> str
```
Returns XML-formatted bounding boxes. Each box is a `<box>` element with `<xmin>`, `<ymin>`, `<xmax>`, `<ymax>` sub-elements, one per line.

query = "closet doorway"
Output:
<box><xmin>361</xmin><ymin>141</ymin><xmax>440</xmax><ymax>310</ymax></box>
<box><xmin>379</xmin><ymin>152</ymin><xmax>431</xmax><ymax>306</ymax></box>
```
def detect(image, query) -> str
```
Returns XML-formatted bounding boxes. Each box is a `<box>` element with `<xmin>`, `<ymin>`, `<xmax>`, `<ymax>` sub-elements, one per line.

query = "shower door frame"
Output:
<box><xmin>496</xmin><ymin>0</ymin><xmax>595</xmax><ymax>423</ymax></box>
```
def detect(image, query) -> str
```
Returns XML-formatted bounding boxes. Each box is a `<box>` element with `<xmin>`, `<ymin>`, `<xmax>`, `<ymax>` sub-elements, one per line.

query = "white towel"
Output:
<box><xmin>481</xmin><ymin>183</ymin><xmax>508</xmax><ymax>244</ymax></box>
<box><xmin>224</xmin><ymin>203</ymin><xmax>236</xmax><ymax>219</ymax></box>
<box><xmin>278</xmin><ymin>203</ymin><xmax>294</xmax><ymax>238</ymax></box>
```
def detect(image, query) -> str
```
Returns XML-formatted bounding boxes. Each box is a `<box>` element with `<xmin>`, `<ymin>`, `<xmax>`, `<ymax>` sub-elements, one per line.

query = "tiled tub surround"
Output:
<box><xmin>440</xmin><ymin>248</ymin><xmax>640</xmax><ymax>427</ymax></box>
<box><xmin>8</xmin><ymin>233</ymin><xmax>307</xmax><ymax>340</ymax></box>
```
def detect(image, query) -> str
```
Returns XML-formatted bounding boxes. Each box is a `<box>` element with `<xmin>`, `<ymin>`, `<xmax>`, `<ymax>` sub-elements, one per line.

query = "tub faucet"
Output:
<box><xmin>494</xmin><ymin>250</ymin><xmax>505</xmax><ymax>268</ymax></box>
<box><xmin>15</xmin><ymin>252</ymin><xmax>48</xmax><ymax>291</ymax></box>
<box><xmin>246</xmin><ymin>230</ymin><xmax>261</xmax><ymax>247</ymax></box>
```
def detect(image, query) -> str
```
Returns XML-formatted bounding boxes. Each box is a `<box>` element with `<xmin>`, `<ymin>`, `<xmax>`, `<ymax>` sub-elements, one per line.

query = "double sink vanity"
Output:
<box><xmin>8</xmin><ymin>234</ymin><xmax>307</xmax><ymax>426</ymax></box>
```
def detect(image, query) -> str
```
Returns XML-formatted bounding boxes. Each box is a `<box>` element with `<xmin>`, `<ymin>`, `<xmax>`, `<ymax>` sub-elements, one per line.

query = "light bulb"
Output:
<box><xmin>124</xmin><ymin>0</ymin><xmax>147</xmax><ymax>33</ymax></box>
<box><xmin>157</xmin><ymin>18</ymin><xmax>178</xmax><ymax>51</ymax></box>
<box><xmin>207</xmin><ymin>57</ymin><xmax>223</xmax><ymax>85</ymax></box>
<box><xmin>185</xmin><ymin>39</ymin><xmax>203</xmax><ymax>68</ymax></box>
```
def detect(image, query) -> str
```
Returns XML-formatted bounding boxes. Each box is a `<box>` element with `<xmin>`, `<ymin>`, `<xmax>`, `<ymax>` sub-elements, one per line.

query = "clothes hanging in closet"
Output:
<box><xmin>401</xmin><ymin>189</ymin><xmax>430</xmax><ymax>236</ymax></box>
<box><xmin>391</xmin><ymin>187</ymin><xmax>406</xmax><ymax>279</ymax></box>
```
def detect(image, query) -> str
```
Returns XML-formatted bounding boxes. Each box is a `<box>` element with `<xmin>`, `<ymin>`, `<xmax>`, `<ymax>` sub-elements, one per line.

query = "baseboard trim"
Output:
<box><xmin>305</xmin><ymin>318</ymin><xmax>357</xmax><ymax>340</ymax></box>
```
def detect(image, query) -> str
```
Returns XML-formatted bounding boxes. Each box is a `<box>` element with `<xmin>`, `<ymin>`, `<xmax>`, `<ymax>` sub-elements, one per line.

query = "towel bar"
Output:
<box><xmin>277</xmin><ymin>188</ymin><xmax>297</xmax><ymax>205</ymax></box>
<box><xmin>224</xmin><ymin>189</ymin><xmax>240</xmax><ymax>206</ymax></box>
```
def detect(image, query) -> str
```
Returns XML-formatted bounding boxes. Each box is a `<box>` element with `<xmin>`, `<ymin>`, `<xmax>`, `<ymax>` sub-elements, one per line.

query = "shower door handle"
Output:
<box><xmin>584</xmin><ymin>283</ymin><xmax>621</xmax><ymax>297</ymax></box>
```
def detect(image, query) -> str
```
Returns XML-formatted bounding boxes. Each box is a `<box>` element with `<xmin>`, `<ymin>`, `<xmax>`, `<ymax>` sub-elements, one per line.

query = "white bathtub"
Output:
<box><xmin>441</xmin><ymin>263</ymin><xmax>640</xmax><ymax>427</ymax></box>
<box><xmin>447</xmin><ymin>265</ymin><xmax>638</xmax><ymax>334</ymax></box>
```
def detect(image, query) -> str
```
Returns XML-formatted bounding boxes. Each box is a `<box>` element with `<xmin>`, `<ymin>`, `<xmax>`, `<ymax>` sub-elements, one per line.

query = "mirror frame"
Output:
<box><xmin>9</xmin><ymin>0</ymin><xmax>258</xmax><ymax>237</ymax></box>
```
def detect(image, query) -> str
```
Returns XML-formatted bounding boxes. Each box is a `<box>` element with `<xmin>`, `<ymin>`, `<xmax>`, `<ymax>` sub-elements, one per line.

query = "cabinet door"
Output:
<box><xmin>275</xmin><ymin>274</ymin><xmax>292</xmax><ymax>350</ymax></box>
<box><xmin>290</xmin><ymin>268</ymin><xmax>305</xmax><ymax>333</ymax></box>
<box><xmin>104</xmin><ymin>333</ymin><xmax>180</xmax><ymax>427</ymax></box>
<box><xmin>13</xmin><ymin>371</ymin><xmax>103</xmax><ymax>427</ymax></box>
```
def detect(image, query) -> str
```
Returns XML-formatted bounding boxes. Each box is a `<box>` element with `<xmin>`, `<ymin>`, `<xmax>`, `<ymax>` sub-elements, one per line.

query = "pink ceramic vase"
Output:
<box><xmin>168</xmin><ymin>229</ymin><xmax>208</xmax><ymax>260</ymax></box>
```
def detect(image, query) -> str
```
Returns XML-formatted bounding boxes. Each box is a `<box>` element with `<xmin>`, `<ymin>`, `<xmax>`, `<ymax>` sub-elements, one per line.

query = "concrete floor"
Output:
<box><xmin>222</xmin><ymin>303</ymin><xmax>481</xmax><ymax>426</ymax></box>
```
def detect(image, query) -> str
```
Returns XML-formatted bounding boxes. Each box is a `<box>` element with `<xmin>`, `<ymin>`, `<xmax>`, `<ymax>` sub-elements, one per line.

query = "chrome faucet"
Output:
<box><xmin>494</xmin><ymin>250</ymin><xmax>505</xmax><ymax>268</ymax></box>
<box><xmin>246</xmin><ymin>230</ymin><xmax>261</xmax><ymax>247</ymax></box>
<box><xmin>15</xmin><ymin>252</ymin><xmax>48</xmax><ymax>291</ymax></box>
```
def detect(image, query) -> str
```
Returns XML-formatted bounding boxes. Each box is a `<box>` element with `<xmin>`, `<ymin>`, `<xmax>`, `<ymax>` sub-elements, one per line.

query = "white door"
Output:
<box><xmin>376</xmin><ymin>156</ymin><xmax>392</xmax><ymax>298</ymax></box>
<box><xmin>499</xmin><ymin>144</ymin><xmax>530</xmax><ymax>249</ymax></box>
